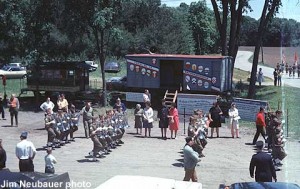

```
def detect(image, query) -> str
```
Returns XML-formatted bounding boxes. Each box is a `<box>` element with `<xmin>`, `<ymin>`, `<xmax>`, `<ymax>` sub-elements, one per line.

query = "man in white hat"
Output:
<box><xmin>15</xmin><ymin>131</ymin><xmax>36</xmax><ymax>172</ymax></box>
<box><xmin>249</xmin><ymin>140</ymin><xmax>277</xmax><ymax>182</ymax></box>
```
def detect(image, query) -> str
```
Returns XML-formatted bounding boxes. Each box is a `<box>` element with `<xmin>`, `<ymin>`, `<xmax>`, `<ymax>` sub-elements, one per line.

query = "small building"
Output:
<box><xmin>24</xmin><ymin>61</ymin><xmax>92</xmax><ymax>95</ymax></box>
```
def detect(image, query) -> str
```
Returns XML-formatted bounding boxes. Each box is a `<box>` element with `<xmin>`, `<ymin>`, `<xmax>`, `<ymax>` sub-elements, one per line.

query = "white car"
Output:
<box><xmin>0</xmin><ymin>66</ymin><xmax>27</xmax><ymax>79</ymax></box>
<box><xmin>85</xmin><ymin>61</ymin><xmax>98</xmax><ymax>71</ymax></box>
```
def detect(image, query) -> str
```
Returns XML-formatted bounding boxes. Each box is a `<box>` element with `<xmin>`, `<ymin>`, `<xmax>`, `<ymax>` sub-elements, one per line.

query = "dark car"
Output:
<box><xmin>106</xmin><ymin>76</ymin><xmax>127</xmax><ymax>91</ymax></box>
<box><xmin>224</xmin><ymin>182</ymin><xmax>300</xmax><ymax>189</ymax></box>
<box><xmin>104</xmin><ymin>61</ymin><xmax>121</xmax><ymax>73</ymax></box>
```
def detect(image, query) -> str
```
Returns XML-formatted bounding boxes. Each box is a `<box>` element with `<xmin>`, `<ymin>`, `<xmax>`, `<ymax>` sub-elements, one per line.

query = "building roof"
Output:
<box><xmin>33</xmin><ymin>61</ymin><xmax>93</xmax><ymax>69</ymax></box>
<box><xmin>126</xmin><ymin>54</ymin><xmax>229</xmax><ymax>59</ymax></box>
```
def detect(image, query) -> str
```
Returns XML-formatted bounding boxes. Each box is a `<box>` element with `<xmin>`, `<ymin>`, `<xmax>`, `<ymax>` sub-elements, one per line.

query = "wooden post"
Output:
<box><xmin>286</xmin><ymin>109</ymin><xmax>289</xmax><ymax>138</ymax></box>
<box><xmin>183</xmin><ymin>108</ymin><xmax>186</xmax><ymax>135</ymax></box>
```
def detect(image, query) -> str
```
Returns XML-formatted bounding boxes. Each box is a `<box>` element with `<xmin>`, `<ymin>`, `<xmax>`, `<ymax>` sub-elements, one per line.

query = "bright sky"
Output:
<box><xmin>162</xmin><ymin>0</ymin><xmax>300</xmax><ymax>22</ymax></box>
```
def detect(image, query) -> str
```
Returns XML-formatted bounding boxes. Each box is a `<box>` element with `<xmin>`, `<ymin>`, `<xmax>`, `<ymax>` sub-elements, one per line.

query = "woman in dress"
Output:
<box><xmin>257</xmin><ymin>68</ymin><xmax>264</xmax><ymax>86</ymax></box>
<box><xmin>143</xmin><ymin>101</ymin><xmax>154</xmax><ymax>137</ymax></box>
<box><xmin>157</xmin><ymin>99</ymin><xmax>169</xmax><ymax>139</ymax></box>
<box><xmin>134</xmin><ymin>104</ymin><xmax>143</xmax><ymax>134</ymax></box>
<box><xmin>228</xmin><ymin>103</ymin><xmax>240</xmax><ymax>138</ymax></box>
<box><xmin>208</xmin><ymin>102</ymin><xmax>223</xmax><ymax>138</ymax></box>
<box><xmin>168</xmin><ymin>102</ymin><xmax>179</xmax><ymax>139</ymax></box>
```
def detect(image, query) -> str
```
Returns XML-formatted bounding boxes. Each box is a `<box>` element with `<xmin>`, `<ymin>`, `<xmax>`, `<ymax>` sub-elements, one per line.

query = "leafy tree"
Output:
<box><xmin>0</xmin><ymin>0</ymin><xmax>28</xmax><ymax>62</ymax></box>
<box><xmin>248</xmin><ymin>0</ymin><xmax>282</xmax><ymax>99</ymax></box>
<box><xmin>211</xmin><ymin>0</ymin><xmax>251</xmax><ymax>68</ymax></box>
<box><xmin>188</xmin><ymin>1</ymin><xmax>218</xmax><ymax>54</ymax></box>
<box><xmin>239</xmin><ymin>16</ymin><xmax>258</xmax><ymax>46</ymax></box>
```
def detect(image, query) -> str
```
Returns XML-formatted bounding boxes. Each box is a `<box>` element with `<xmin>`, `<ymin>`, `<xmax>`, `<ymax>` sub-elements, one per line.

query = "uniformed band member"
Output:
<box><xmin>44</xmin><ymin>108</ymin><xmax>58</xmax><ymax>146</ymax></box>
<box><xmin>269</xmin><ymin>110</ymin><xmax>286</xmax><ymax>168</ymax></box>
<box><xmin>81</xmin><ymin>102</ymin><xmax>94</xmax><ymax>138</ymax></box>
<box><xmin>68</xmin><ymin>104</ymin><xmax>80</xmax><ymax>141</ymax></box>
<box><xmin>55</xmin><ymin>109</ymin><xmax>70</xmax><ymax>144</ymax></box>
<box><xmin>15</xmin><ymin>131</ymin><xmax>36</xmax><ymax>172</ymax></box>
<box><xmin>90</xmin><ymin>128</ymin><xmax>105</xmax><ymax>162</ymax></box>
<box><xmin>188</xmin><ymin>115</ymin><xmax>205</xmax><ymax>158</ymax></box>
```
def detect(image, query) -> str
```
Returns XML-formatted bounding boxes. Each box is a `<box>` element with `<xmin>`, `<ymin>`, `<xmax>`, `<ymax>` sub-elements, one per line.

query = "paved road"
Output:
<box><xmin>235</xmin><ymin>51</ymin><xmax>300</xmax><ymax>88</ymax></box>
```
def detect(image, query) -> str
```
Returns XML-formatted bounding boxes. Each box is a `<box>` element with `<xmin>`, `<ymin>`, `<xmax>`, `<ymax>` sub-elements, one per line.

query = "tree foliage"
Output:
<box><xmin>0</xmin><ymin>0</ymin><xmax>299</xmax><ymax>100</ymax></box>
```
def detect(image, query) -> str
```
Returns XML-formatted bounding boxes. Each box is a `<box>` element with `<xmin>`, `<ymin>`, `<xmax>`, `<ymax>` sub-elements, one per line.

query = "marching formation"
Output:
<box><xmin>44</xmin><ymin>105</ymin><xmax>79</xmax><ymax>148</ymax></box>
<box><xmin>187</xmin><ymin>109</ymin><xmax>209</xmax><ymax>158</ymax></box>
<box><xmin>42</xmin><ymin>95</ymin><xmax>129</xmax><ymax>162</ymax></box>
<box><xmin>89</xmin><ymin>108</ymin><xmax>128</xmax><ymax>161</ymax></box>
<box><xmin>266</xmin><ymin>110</ymin><xmax>287</xmax><ymax>170</ymax></box>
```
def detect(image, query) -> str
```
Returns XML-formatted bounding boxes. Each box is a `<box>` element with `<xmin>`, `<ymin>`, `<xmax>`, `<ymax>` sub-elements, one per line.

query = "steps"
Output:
<box><xmin>163</xmin><ymin>90</ymin><xmax>177</xmax><ymax>107</ymax></box>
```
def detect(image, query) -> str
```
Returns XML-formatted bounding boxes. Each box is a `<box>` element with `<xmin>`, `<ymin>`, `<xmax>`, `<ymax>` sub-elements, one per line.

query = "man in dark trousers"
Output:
<box><xmin>183</xmin><ymin>136</ymin><xmax>201</xmax><ymax>182</ymax></box>
<box><xmin>273</xmin><ymin>68</ymin><xmax>278</xmax><ymax>86</ymax></box>
<box><xmin>249</xmin><ymin>141</ymin><xmax>277</xmax><ymax>182</ymax></box>
<box><xmin>252</xmin><ymin>107</ymin><xmax>266</xmax><ymax>145</ymax></box>
<box><xmin>15</xmin><ymin>131</ymin><xmax>37</xmax><ymax>172</ymax></box>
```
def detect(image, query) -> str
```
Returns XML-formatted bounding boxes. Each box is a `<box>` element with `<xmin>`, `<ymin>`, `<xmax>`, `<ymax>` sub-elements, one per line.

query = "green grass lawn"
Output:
<box><xmin>0</xmin><ymin>78</ymin><xmax>26</xmax><ymax>97</ymax></box>
<box><xmin>233</xmin><ymin>68</ymin><xmax>299</xmax><ymax>138</ymax></box>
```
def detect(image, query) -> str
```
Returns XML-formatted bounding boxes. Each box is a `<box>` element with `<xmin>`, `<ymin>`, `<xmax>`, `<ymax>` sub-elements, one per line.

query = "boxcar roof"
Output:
<box><xmin>126</xmin><ymin>54</ymin><xmax>228</xmax><ymax>59</ymax></box>
<box><xmin>34</xmin><ymin>61</ymin><xmax>92</xmax><ymax>69</ymax></box>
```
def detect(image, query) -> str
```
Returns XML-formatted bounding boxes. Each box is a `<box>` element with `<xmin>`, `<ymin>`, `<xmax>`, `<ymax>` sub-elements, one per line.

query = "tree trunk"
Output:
<box><xmin>211</xmin><ymin>0</ymin><xmax>228</xmax><ymax>56</ymax></box>
<box><xmin>248</xmin><ymin>42</ymin><xmax>261</xmax><ymax>99</ymax></box>
<box><xmin>100</xmin><ymin>30</ymin><xmax>107</xmax><ymax>107</ymax></box>
<box><xmin>248</xmin><ymin>0</ymin><xmax>281</xmax><ymax>98</ymax></box>
<box><xmin>94</xmin><ymin>28</ymin><xmax>107</xmax><ymax>107</ymax></box>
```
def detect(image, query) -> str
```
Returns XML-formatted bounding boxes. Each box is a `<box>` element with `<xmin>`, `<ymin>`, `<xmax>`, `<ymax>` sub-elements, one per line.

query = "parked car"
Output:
<box><xmin>8</xmin><ymin>62</ymin><xmax>23</xmax><ymax>67</ymax></box>
<box><xmin>104</xmin><ymin>61</ymin><xmax>121</xmax><ymax>73</ymax></box>
<box><xmin>223</xmin><ymin>182</ymin><xmax>300</xmax><ymax>189</ymax></box>
<box><xmin>106</xmin><ymin>76</ymin><xmax>127</xmax><ymax>91</ymax></box>
<box><xmin>0</xmin><ymin>66</ymin><xmax>27</xmax><ymax>79</ymax></box>
<box><xmin>85</xmin><ymin>61</ymin><xmax>98</xmax><ymax>72</ymax></box>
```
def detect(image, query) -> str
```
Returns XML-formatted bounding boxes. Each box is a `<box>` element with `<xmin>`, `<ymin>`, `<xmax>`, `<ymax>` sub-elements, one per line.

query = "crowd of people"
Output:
<box><xmin>88</xmin><ymin>99</ymin><xmax>128</xmax><ymax>161</ymax></box>
<box><xmin>257</xmin><ymin>61</ymin><xmax>300</xmax><ymax>87</ymax></box>
<box><xmin>134</xmin><ymin>99</ymin><xmax>179</xmax><ymax>139</ymax></box>
<box><xmin>42</xmin><ymin>94</ymin><xmax>129</xmax><ymax>162</ymax></box>
<box><xmin>249</xmin><ymin>107</ymin><xmax>287</xmax><ymax>182</ymax></box>
<box><xmin>42</xmin><ymin>95</ymin><xmax>79</xmax><ymax>148</ymax></box>
<box><xmin>0</xmin><ymin>90</ymin><xmax>289</xmax><ymax>185</ymax></box>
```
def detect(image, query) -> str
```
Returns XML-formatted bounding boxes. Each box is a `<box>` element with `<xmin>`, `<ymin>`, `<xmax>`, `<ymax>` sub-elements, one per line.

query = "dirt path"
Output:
<box><xmin>1</xmin><ymin>109</ymin><xmax>299</xmax><ymax>189</ymax></box>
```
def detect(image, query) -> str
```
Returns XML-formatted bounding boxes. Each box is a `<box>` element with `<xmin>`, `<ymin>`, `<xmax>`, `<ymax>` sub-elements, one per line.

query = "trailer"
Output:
<box><xmin>21</xmin><ymin>61</ymin><xmax>92</xmax><ymax>97</ymax></box>
<box><xmin>125</xmin><ymin>54</ymin><xmax>233</xmax><ymax>94</ymax></box>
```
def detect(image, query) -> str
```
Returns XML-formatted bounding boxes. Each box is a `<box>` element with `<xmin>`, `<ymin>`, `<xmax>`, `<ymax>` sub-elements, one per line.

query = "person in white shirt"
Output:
<box><xmin>228</xmin><ymin>103</ymin><xmax>240</xmax><ymax>138</ymax></box>
<box><xmin>15</xmin><ymin>131</ymin><xmax>36</xmax><ymax>172</ymax></box>
<box><xmin>143</xmin><ymin>101</ymin><xmax>154</xmax><ymax>137</ymax></box>
<box><xmin>45</xmin><ymin>147</ymin><xmax>57</xmax><ymax>173</ymax></box>
<box><xmin>143</xmin><ymin>89</ymin><xmax>151</xmax><ymax>103</ymax></box>
<box><xmin>40</xmin><ymin>97</ymin><xmax>55</xmax><ymax>115</ymax></box>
